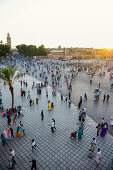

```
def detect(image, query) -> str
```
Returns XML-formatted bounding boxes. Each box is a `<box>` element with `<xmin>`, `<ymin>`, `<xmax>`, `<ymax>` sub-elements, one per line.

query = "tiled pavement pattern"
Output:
<box><xmin>0</xmin><ymin>73</ymin><xmax>113</xmax><ymax>169</ymax></box>
<box><xmin>18</xmin><ymin>59</ymin><xmax>113</xmax><ymax>136</ymax></box>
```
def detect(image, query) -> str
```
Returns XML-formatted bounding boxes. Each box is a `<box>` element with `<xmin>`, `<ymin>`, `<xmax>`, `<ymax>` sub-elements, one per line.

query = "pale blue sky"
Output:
<box><xmin>0</xmin><ymin>0</ymin><xmax>113</xmax><ymax>48</ymax></box>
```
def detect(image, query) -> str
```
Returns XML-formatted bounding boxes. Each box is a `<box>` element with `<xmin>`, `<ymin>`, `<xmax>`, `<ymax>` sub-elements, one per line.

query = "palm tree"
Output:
<box><xmin>0</xmin><ymin>66</ymin><xmax>24</xmax><ymax>109</ymax></box>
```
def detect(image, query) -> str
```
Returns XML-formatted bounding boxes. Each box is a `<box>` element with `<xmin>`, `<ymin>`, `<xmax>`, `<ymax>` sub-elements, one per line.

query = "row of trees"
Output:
<box><xmin>16</xmin><ymin>44</ymin><xmax>47</xmax><ymax>57</ymax></box>
<box><xmin>0</xmin><ymin>41</ymin><xmax>11</xmax><ymax>57</ymax></box>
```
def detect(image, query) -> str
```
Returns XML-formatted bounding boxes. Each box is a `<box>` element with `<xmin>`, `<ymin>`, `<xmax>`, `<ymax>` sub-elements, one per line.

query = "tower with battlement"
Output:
<box><xmin>7</xmin><ymin>33</ymin><xmax>11</xmax><ymax>48</ymax></box>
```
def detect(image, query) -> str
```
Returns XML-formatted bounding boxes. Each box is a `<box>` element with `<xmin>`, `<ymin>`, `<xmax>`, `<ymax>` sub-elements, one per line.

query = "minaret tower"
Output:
<box><xmin>7</xmin><ymin>33</ymin><xmax>11</xmax><ymax>48</ymax></box>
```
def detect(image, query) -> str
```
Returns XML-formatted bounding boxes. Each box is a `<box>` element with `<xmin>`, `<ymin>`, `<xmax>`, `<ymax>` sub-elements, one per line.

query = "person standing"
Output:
<box><xmin>1</xmin><ymin>134</ymin><xmax>5</xmax><ymax>146</ymax></box>
<box><xmin>41</xmin><ymin>110</ymin><xmax>44</xmax><ymax>120</ymax></box>
<box><xmin>13</xmin><ymin>117</ymin><xmax>16</xmax><ymax>125</ymax></box>
<box><xmin>4</xmin><ymin>131</ymin><xmax>8</xmax><ymax>144</ymax></box>
<box><xmin>30</xmin><ymin>99</ymin><xmax>32</xmax><ymax>106</ymax></box>
<box><xmin>8</xmin><ymin>129</ymin><xmax>11</xmax><ymax>141</ymax></box>
<box><xmin>77</xmin><ymin>127</ymin><xmax>82</xmax><ymax>139</ymax></box>
<box><xmin>16</xmin><ymin>126</ymin><xmax>22</xmax><ymax>137</ymax></box>
<box><xmin>100</xmin><ymin>123</ymin><xmax>108</xmax><ymax>137</ymax></box>
<box><xmin>27</xmin><ymin>91</ymin><xmax>30</xmax><ymax>100</ymax></box>
<box><xmin>7</xmin><ymin>115</ymin><xmax>11</xmax><ymax>125</ymax></box>
<box><xmin>96</xmin><ymin>148</ymin><xmax>101</xmax><ymax>166</ymax></box>
<box><xmin>26</xmin><ymin>81</ymin><xmax>27</xmax><ymax>87</ymax></box>
<box><xmin>46</xmin><ymin>90</ymin><xmax>48</xmax><ymax>97</ymax></box>
<box><xmin>10</xmin><ymin>128</ymin><xmax>14</xmax><ymax>138</ymax></box>
<box><xmin>21</xmin><ymin>80</ymin><xmax>22</xmax><ymax>87</ymax></box>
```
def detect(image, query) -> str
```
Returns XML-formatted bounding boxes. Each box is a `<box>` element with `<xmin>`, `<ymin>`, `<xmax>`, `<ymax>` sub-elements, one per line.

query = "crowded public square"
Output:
<box><xmin>0</xmin><ymin>56</ymin><xmax>113</xmax><ymax>169</ymax></box>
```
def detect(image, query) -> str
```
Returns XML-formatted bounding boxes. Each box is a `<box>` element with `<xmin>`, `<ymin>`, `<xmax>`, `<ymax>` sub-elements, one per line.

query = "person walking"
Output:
<box><xmin>9</xmin><ymin>148</ymin><xmax>16</xmax><ymax>164</ymax></box>
<box><xmin>65</xmin><ymin>95</ymin><xmax>67</xmax><ymax>103</ymax></box>
<box><xmin>78</xmin><ymin>110</ymin><xmax>82</xmax><ymax>121</ymax></box>
<box><xmin>69</xmin><ymin>92</ymin><xmax>71</xmax><ymax>100</ymax></box>
<box><xmin>84</xmin><ymin>92</ymin><xmax>87</xmax><ymax>100</ymax></box>
<box><xmin>69</xmin><ymin>99</ymin><xmax>71</xmax><ymax>107</ymax></box>
<box><xmin>41</xmin><ymin>110</ymin><xmax>44</xmax><ymax>120</ymax></box>
<box><xmin>36</xmin><ymin>97</ymin><xmax>38</xmax><ymax>104</ymax></box>
<box><xmin>89</xmin><ymin>138</ymin><xmax>96</xmax><ymax>152</ymax></box>
<box><xmin>51</xmin><ymin>120</ymin><xmax>54</xmax><ymax>133</ymax></box>
<box><xmin>96</xmin><ymin>124</ymin><xmax>101</xmax><ymax>136</ymax></box>
<box><xmin>52</xmin><ymin>119</ymin><xmax>56</xmax><ymax>130</ymax></box>
<box><xmin>61</xmin><ymin>94</ymin><xmax>63</xmax><ymax>101</ymax></box>
<box><xmin>106</xmin><ymin>94</ymin><xmax>110</xmax><ymax>101</ymax></box>
<box><xmin>31</xmin><ymin>139</ymin><xmax>36</xmax><ymax>151</ymax></box>
<box><xmin>103</xmin><ymin>94</ymin><xmax>106</xmax><ymax>102</ymax></box>
<box><xmin>19</xmin><ymin>121</ymin><xmax>25</xmax><ymax>135</ymax></box>
<box><xmin>96</xmin><ymin>148</ymin><xmax>101</xmax><ymax>166</ymax></box>
<box><xmin>29</xmin><ymin>158</ymin><xmax>37</xmax><ymax>170</ymax></box>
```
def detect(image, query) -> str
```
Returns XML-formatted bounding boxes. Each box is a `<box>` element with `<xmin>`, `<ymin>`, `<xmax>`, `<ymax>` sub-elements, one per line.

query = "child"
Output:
<box><xmin>13</xmin><ymin>117</ymin><xmax>16</xmax><ymax>125</ymax></box>
<box><xmin>32</xmin><ymin>100</ymin><xmax>34</xmax><ymax>105</ymax></box>
<box><xmin>89</xmin><ymin>138</ymin><xmax>96</xmax><ymax>152</ymax></box>
<box><xmin>36</xmin><ymin>97</ymin><xmax>38</xmax><ymax>104</ymax></box>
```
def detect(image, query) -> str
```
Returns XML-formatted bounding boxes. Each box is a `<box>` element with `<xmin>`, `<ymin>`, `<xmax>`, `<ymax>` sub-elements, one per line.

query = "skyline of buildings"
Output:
<box><xmin>1</xmin><ymin>33</ymin><xmax>113</xmax><ymax>60</ymax></box>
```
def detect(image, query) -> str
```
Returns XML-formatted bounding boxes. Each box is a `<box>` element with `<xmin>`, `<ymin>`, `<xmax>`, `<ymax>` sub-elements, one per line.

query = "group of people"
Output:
<box><xmin>1</xmin><ymin>128</ymin><xmax>14</xmax><ymax>146</ymax></box>
<box><xmin>1</xmin><ymin>120</ymin><xmax>25</xmax><ymax>147</ymax></box>
<box><xmin>96</xmin><ymin>118</ymin><xmax>108</xmax><ymax>137</ymax></box>
<box><xmin>1</xmin><ymin>56</ymin><xmax>113</xmax><ymax>169</ymax></box>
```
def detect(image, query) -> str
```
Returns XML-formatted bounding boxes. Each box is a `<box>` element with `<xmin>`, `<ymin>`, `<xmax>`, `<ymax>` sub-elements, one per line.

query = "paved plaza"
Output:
<box><xmin>0</xmin><ymin>72</ymin><xmax>113</xmax><ymax>169</ymax></box>
<box><xmin>20</xmin><ymin>59</ymin><xmax>113</xmax><ymax>136</ymax></box>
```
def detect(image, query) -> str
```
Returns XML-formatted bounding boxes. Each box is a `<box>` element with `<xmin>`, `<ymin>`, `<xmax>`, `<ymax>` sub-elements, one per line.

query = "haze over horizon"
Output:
<box><xmin>0</xmin><ymin>0</ymin><xmax>113</xmax><ymax>49</ymax></box>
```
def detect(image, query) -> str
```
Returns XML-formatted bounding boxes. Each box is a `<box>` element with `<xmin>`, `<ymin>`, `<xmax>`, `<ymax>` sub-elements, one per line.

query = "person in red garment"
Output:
<box><xmin>21</xmin><ymin>88</ymin><xmax>23</xmax><ymax>96</ymax></box>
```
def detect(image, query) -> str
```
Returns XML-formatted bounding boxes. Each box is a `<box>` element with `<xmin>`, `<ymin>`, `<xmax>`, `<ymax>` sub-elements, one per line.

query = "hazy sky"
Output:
<box><xmin>0</xmin><ymin>0</ymin><xmax>113</xmax><ymax>48</ymax></box>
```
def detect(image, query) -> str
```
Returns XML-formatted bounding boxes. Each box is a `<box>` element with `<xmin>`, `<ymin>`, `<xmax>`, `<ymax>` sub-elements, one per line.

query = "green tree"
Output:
<box><xmin>37</xmin><ymin>44</ymin><xmax>47</xmax><ymax>56</ymax></box>
<box><xmin>16</xmin><ymin>44</ymin><xmax>47</xmax><ymax>57</ymax></box>
<box><xmin>16</xmin><ymin>44</ymin><xmax>39</xmax><ymax>57</ymax></box>
<box><xmin>0</xmin><ymin>66</ymin><xmax>24</xmax><ymax>109</ymax></box>
<box><xmin>0</xmin><ymin>43</ymin><xmax>10</xmax><ymax>58</ymax></box>
<box><xmin>16</xmin><ymin>44</ymin><xmax>28</xmax><ymax>56</ymax></box>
